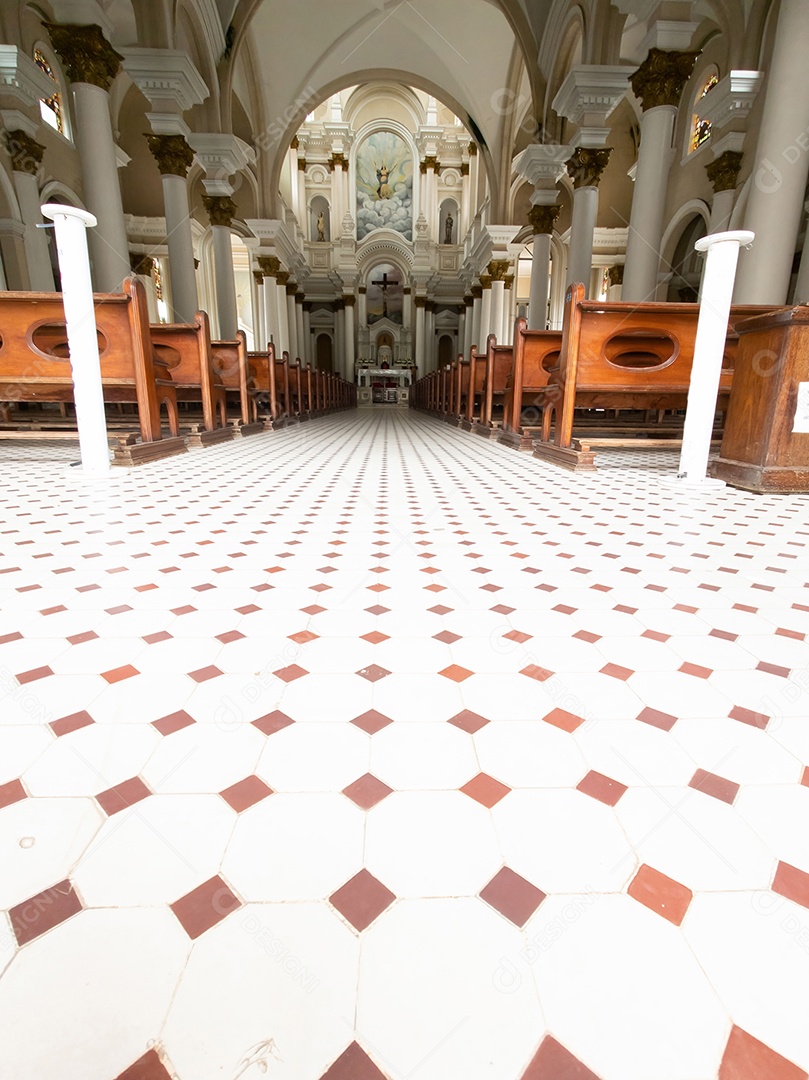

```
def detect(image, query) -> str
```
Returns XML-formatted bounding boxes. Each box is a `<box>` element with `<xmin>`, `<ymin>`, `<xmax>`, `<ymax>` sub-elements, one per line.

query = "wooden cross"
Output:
<box><xmin>372</xmin><ymin>271</ymin><xmax>395</xmax><ymax>317</ymax></box>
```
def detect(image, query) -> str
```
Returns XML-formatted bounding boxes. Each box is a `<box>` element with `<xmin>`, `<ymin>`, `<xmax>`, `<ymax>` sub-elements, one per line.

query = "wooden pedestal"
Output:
<box><xmin>710</xmin><ymin>306</ymin><xmax>809</xmax><ymax>493</ymax></box>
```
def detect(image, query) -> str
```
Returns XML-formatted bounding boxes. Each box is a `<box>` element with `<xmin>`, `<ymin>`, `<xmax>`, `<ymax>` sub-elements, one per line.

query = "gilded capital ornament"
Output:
<box><xmin>258</xmin><ymin>255</ymin><xmax>281</xmax><ymax>278</ymax></box>
<box><xmin>471</xmin><ymin>284</ymin><xmax>483</xmax><ymax>299</ymax></box>
<box><xmin>290</xmin><ymin>136</ymin><xmax>299</xmax><ymax>150</ymax></box>
<box><xmin>296</xmin><ymin>292</ymin><xmax>305</xmax><ymax>304</ymax></box>
<box><xmin>566</xmin><ymin>147</ymin><xmax>612</xmax><ymax>189</ymax></box>
<box><xmin>479</xmin><ymin>274</ymin><xmax>493</xmax><ymax>290</ymax></box>
<box><xmin>460</xmin><ymin>162</ymin><xmax>470</xmax><ymax>177</ymax></box>
<box><xmin>328</xmin><ymin>152</ymin><xmax>347</xmax><ymax>171</ymax></box>
<box><xmin>297</xmin><ymin>157</ymin><xmax>307</xmax><ymax>171</ymax></box>
<box><xmin>705</xmin><ymin>150</ymin><xmax>743</xmax><ymax>193</ymax></box>
<box><xmin>202</xmin><ymin>195</ymin><xmax>237</xmax><ymax>228</ymax></box>
<box><xmin>503</xmin><ymin>275</ymin><xmax>515</xmax><ymax>290</ymax></box>
<box><xmin>630</xmin><ymin>48</ymin><xmax>701</xmax><ymax>111</ymax></box>
<box><xmin>487</xmin><ymin>259</ymin><xmax>511</xmax><ymax>282</ymax></box>
<box><xmin>467</xmin><ymin>141</ymin><xmax>478</xmax><ymax>156</ymax></box>
<box><xmin>608</xmin><ymin>264</ymin><xmax>624</xmax><ymax>287</ymax></box>
<box><xmin>145</xmin><ymin>133</ymin><xmax>195</xmax><ymax>178</ymax></box>
<box><xmin>464</xmin><ymin>294</ymin><xmax>474</xmax><ymax>307</ymax></box>
<box><xmin>42</xmin><ymin>21</ymin><xmax>123</xmax><ymax>88</ymax></box>
<box><xmin>420</xmin><ymin>156</ymin><xmax>441</xmax><ymax>175</ymax></box>
<box><xmin>129</xmin><ymin>252</ymin><xmax>153</xmax><ymax>276</ymax></box>
<box><xmin>528</xmin><ymin>204</ymin><xmax>560</xmax><ymax>235</ymax></box>
<box><xmin>343</xmin><ymin>294</ymin><xmax>356</xmax><ymax>307</ymax></box>
<box><xmin>333</xmin><ymin>297</ymin><xmax>345</xmax><ymax>310</ymax></box>
<box><xmin>414</xmin><ymin>296</ymin><xmax>427</xmax><ymax>308</ymax></box>
<box><xmin>253</xmin><ymin>270</ymin><xmax>265</xmax><ymax>286</ymax></box>
<box><xmin>286</xmin><ymin>281</ymin><xmax>298</xmax><ymax>296</ymax></box>
<box><xmin>6</xmin><ymin>130</ymin><xmax>45</xmax><ymax>175</ymax></box>
<box><xmin>276</xmin><ymin>271</ymin><xmax>290</xmax><ymax>287</ymax></box>
<box><xmin>358</xmin><ymin>286</ymin><xmax>367</xmax><ymax>295</ymax></box>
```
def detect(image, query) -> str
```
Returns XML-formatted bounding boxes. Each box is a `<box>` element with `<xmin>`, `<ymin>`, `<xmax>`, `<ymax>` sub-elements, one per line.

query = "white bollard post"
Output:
<box><xmin>41</xmin><ymin>204</ymin><xmax>111</xmax><ymax>477</ymax></box>
<box><xmin>661</xmin><ymin>230</ymin><xmax>755</xmax><ymax>490</ymax></box>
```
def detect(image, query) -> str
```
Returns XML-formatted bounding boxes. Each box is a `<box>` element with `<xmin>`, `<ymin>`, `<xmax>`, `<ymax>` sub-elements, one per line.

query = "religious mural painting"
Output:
<box><xmin>356</xmin><ymin>130</ymin><xmax>413</xmax><ymax>241</ymax></box>
<box><xmin>366</xmin><ymin>262</ymin><xmax>403</xmax><ymax>324</ymax></box>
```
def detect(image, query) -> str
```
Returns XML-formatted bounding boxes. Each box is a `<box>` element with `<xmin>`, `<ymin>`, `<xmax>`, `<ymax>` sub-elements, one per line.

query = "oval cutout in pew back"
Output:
<box><xmin>27</xmin><ymin>320</ymin><xmax>108</xmax><ymax>363</ymax></box>
<box><xmin>602</xmin><ymin>329</ymin><xmax>679</xmax><ymax>371</ymax></box>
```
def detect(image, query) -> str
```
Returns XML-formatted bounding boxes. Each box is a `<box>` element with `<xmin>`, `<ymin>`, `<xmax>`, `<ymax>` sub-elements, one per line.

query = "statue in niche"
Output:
<box><xmin>444</xmin><ymin>213</ymin><xmax>454</xmax><ymax>245</ymax></box>
<box><xmin>316</xmin><ymin>210</ymin><xmax>326</xmax><ymax>241</ymax></box>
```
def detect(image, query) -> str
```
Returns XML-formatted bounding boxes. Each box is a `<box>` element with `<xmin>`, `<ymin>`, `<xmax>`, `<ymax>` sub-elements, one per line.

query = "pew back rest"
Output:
<box><xmin>0</xmin><ymin>279</ymin><xmax>159</xmax><ymax>391</ymax></box>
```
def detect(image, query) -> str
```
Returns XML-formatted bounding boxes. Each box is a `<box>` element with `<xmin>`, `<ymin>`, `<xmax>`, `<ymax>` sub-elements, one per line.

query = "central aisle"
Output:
<box><xmin>0</xmin><ymin>410</ymin><xmax>808</xmax><ymax>1080</ymax></box>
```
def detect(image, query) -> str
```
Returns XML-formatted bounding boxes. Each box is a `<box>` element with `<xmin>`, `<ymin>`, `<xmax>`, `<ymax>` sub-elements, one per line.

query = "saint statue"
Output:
<box><xmin>444</xmin><ymin>213</ymin><xmax>454</xmax><ymax>245</ymax></box>
<box><xmin>376</xmin><ymin>165</ymin><xmax>393</xmax><ymax>200</ymax></box>
<box><xmin>316</xmin><ymin>210</ymin><xmax>326</xmax><ymax>241</ymax></box>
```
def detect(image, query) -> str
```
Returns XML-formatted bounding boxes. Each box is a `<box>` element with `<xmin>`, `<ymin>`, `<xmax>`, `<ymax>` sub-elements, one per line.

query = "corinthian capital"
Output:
<box><xmin>202</xmin><ymin>195</ymin><xmax>237</xmax><ymax>228</ymax></box>
<box><xmin>42</xmin><ymin>22</ymin><xmax>123</xmax><ymax>88</ymax></box>
<box><xmin>566</xmin><ymin>147</ymin><xmax>612</xmax><ymax>189</ymax></box>
<box><xmin>630</xmin><ymin>49</ymin><xmax>701</xmax><ymax>111</ymax></box>
<box><xmin>6</xmin><ymin>130</ymin><xmax>45</xmax><ymax>175</ymax></box>
<box><xmin>145</xmin><ymin>133</ymin><xmax>195</xmax><ymax>178</ymax></box>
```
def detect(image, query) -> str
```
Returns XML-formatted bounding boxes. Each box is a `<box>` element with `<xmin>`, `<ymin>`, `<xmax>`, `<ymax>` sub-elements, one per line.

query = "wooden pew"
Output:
<box><xmin>532</xmin><ymin>283</ymin><xmax>778</xmax><ymax>471</ymax></box>
<box><xmin>459</xmin><ymin>345</ymin><xmax>485</xmax><ymax>430</ymax></box>
<box><xmin>498</xmin><ymin>319</ymin><xmax>563</xmax><ymax>450</ymax></box>
<box><xmin>474</xmin><ymin>335</ymin><xmax>513</xmax><ymax>438</ymax></box>
<box><xmin>452</xmin><ymin>356</ymin><xmax>470</xmax><ymax>425</ymax></box>
<box><xmin>0</xmin><ymin>278</ymin><xmax>187</xmax><ymax>463</ymax></box>
<box><xmin>210</xmin><ymin>331</ymin><xmax>264</xmax><ymax>436</ymax></box>
<box><xmin>149</xmin><ymin>311</ymin><xmax>232</xmax><ymax>446</ymax></box>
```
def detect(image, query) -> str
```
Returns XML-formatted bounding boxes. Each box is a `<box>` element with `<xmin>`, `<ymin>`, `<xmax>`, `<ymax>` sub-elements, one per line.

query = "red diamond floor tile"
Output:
<box><xmin>220</xmin><ymin>775</ymin><xmax>273</xmax><ymax>812</ymax></box>
<box><xmin>772</xmin><ymin>861</ymin><xmax>809</xmax><ymax>910</ymax></box>
<box><xmin>350</xmin><ymin>709</ymin><xmax>394</xmax><ymax>734</ymax></box>
<box><xmin>729</xmin><ymin>705</ymin><xmax>770</xmax><ymax>729</ymax></box>
<box><xmin>637</xmin><ymin>707</ymin><xmax>678</xmax><ymax>732</ymax></box>
<box><xmin>355</xmin><ymin>664</ymin><xmax>391</xmax><ymax>682</ymax></box>
<box><xmin>543</xmin><ymin>708</ymin><xmax>586</xmax><ymax>733</ymax></box>
<box><xmin>576</xmin><ymin>770</ymin><xmax>628</xmax><ymax>807</ymax></box>
<box><xmin>342</xmin><ymin>773</ymin><xmax>394</xmax><ymax>810</ymax></box>
<box><xmin>96</xmin><ymin>776</ymin><xmax>152</xmax><ymax>816</ymax></box>
<box><xmin>188</xmin><ymin>665</ymin><xmax>224</xmax><ymax>683</ymax></box>
<box><xmin>50</xmin><ymin>710</ymin><xmax>95</xmax><ymax>737</ymax></box>
<box><xmin>719</xmin><ymin>1025</ymin><xmax>808</xmax><ymax>1080</ymax></box>
<box><xmin>480</xmin><ymin>867</ymin><xmax>546</xmax><ymax>928</ymax></box>
<box><xmin>329</xmin><ymin>869</ymin><xmax>396</xmax><ymax>932</ymax></box>
<box><xmin>319</xmin><ymin>1042</ymin><xmax>391</xmax><ymax>1080</ymax></box>
<box><xmin>115</xmin><ymin>1049</ymin><xmax>174</xmax><ymax>1080</ymax></box>
<box><xmin>0</xmin><ymin>778</ymin><xmax>26</xmax><ymax>810</ymax></box>
<box><xmin>600</xmin><ymin>663</ymin><xmax>634</xmax><ymax>681</ymax></box>
<box><xmin>460</xmin><ymin>772</ymin><xmax>512</xmax><ymax>808</ymax></box>
<box><xmin>448</xmin><ymin>709</ymin><xmax>490</xmax><ymax>733</ymax></box>
<box><xmin>273</xmin><ymin>664</ymin><xmax>309</xmax><ymax>682</ymax></box>
<box><xmin>152</xmin><ymin>710</ymin><xmax>196</xmax><ymax>736</ymax></box>
<box><xmin>520</xmin><ymin>1036</ymin><xmax>602</xmax><ymax>1079</ymax></box>
<box><xmin>438</xmin><ymin>664</ymin><xmax>474</xmax><ymax>682</ymax></box>
<box><xmin>521</xmin><ymin>664</ymin><xmax>554</xmax><ymax>682</ymax></box>
<box><xmin>628</xmin><ymin>864</ymin><xmax>693</xmax><ymax>926</ymax></box>
<box><xmin>253</xmin><ymin>711</ymin><xmax>295</xmax><ymax>736</ymax></box>
<box><xmin>688</xmin><ymin>768</ymin><xmax>740</xmax><ymax>805</ymax></box>
<box><xmin>10</xmin><ymin>879</ymin><xmax>83</xmax><ymax>946</ymax></box>
<box><xmin>361</xmin><ymin>631</ymin><xmax>390</xmax><ymax>644</ymax></box>
<box><xmin>170</xmin><ymin>875</ymin><xmax>242</xmax><ymax>940</ymax></box>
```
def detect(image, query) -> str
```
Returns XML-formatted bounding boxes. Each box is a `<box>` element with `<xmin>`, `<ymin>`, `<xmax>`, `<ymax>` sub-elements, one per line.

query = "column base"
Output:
<box><xmin>658</xmin><ymin>475</ymin><xmax>726</xmax><ymax>491</ymax></box>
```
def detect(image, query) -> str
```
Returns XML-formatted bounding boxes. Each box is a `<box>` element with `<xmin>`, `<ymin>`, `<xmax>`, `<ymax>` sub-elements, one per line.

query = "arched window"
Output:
<box><xmin>33</xmin><ymin>49</ymin><xmax>66</xmax><ymax>136</ymax></box>
<box><xmin>688</xmin><ymin>69</ymin><xmax>719</xmax><ymax>154</ymax></box>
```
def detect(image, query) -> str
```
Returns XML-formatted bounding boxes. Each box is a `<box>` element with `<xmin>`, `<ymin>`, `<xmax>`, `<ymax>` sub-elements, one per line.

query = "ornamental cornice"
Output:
<box><xmin>0</xmin><ymin>46</ymin><xmax>58</xmax><ymax>106</ymax></box>
<box><xmin>120</xmin><ymin>48</ymin><xmax>208</xmax><ymax>112</ymax></box>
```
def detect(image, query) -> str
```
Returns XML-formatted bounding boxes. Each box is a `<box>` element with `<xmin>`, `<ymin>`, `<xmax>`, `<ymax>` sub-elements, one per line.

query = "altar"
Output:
<box><xmin>356</xmin><ymin>346</ymin><xmax>414</xmax><ymax>405</ymax></box>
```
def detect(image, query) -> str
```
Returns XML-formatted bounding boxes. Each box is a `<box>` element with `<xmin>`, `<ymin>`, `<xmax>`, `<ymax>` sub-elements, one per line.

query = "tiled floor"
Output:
<box><xmin>1</xmin><ymin>409</ymin><xmax>808</xmax><ymax>1080</ymax></box>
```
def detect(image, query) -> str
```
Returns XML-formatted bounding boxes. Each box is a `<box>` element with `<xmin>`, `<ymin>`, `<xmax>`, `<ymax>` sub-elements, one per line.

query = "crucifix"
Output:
<box><xmin>372</xmin><ymin>270</ymin><xmax>395</xmax><ymax>318</ymax></box>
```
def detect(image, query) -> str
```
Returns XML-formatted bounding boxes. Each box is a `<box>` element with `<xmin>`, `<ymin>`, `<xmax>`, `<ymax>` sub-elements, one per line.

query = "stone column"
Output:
<box><xmin>734</xmin><ymin>0</ymin><xmax>809</xmax><ymax>303</ymax></box>
<box><xmin>527</xmin><ymin>205</ymin><xmax>560</xmax><ymax>329</ymax></box>
<box><xmin>706</xmin><ymin>150</ymin><xmax>743</xmax><ymax>235</ymax></box>
<box><xmin>357</xmin><ymin>285</ymin><xmax>367</xmax><ymax>328</ymax></box>
<box><xmin>488</xmin><ymin>261</ymin><xmax>509</xmax><ymax>343</ymax></box>
<box><xmin>414</xmin><ymin>295</ymin><xmax>426</xmax><ymax>375</ymax></box>
<box><xmin>462</xmin><ymin>295</ymin><xmax>474</xmax><ymax>358</ymax></box>
<box><xmin>479</xmin><ymin>276</ymin><xmax>493</xmax><ymax>345</ymax></box>
<box><xmin>470</xmin><ymin>285</ymin><xmax>483</xmax><ymax>351</ymax></box>
<box><xmin>623</xmin><ymin>49</ymin><xmax>700</xmax><ymax>300</ymax></box>
<box><xmin>302</xmin><ymin>302</ymin><xmax>312</xmax><ymax>363</ymax></box>
<box><xmin>5</xmin><ymin>129</ymin><xmax>54</xmax><ymax>290</ymax></box>
<box><xmin>460</xmin><ymin>159</ymin><xmax>471</xmax><ymax>238</ymax></box>
<box><xmin>146</xmin><ymin>134</ymin><xmax>199</xmax><ymax>322</ymax></box>
<box><xmin>275</xmin><ymin>271</ymin><xmax>291</xmax><ymax>355</ymax></box>
<box><xmin>502</xmin><ymin>273</ymin><xmax>515</xmax><ymax>344</ymax></box>
<box><xmin>296</xmin><ymin>294</ymin><xmax>305</xmax><ymax>361</ymax></box>
<box><xmin>202</xmin><ymin>194</ymin><xmax>239</xmax><ymax>340</ymax></box>
<box><xmin>402</xmin><ymin>287</ymin><xmax>412</xmax><ymax>330</ymax></box>
<box><xmin>44</xmin><ymin>22</ymin><xmax>130</xmax><ymax>291</ymax></box>
<box><xmin>425</xmin><ymin>301</ymin><xmax>435</xmax><ymax>372</ymax></box>
<box><xmin>566</xmin><ymin>148</ymin><xmax>612</xmax><ymax>295</ymax></box>
<box><xmin>286</xmin><ymin>282</ymin><xmax>299</xmax><ymax>360</ymax></box>
<box><xmin>458</xmin><ymin>310</ymin><xmax>466</xmax><ymax>357</ymax></box>
<box><xmin>343</xmin><ymin>294</ymin><xmax>356</xmax><ymax>380</ymax></box>
<box><xmin>252</xmin><ymin>270</ymin><xmax>266</xmax><ymax>346</ymax></box>
<box><xmin>258</xmin><ymin>256</ymin><xmax>280</xmax><ymax>349</ymax></box>
<box><xmin>334</xmin><ymin>299</ymin><xmax>345</xmax><ymax>376</ymax></box>
<box><xmin>421</xmin><ymin>156</ymin><xmax>441</xmax><ymax>239</ymax></box>
<box><xmin>289</xmin><ymin>136</ymin><xmax>301</xmax><ymax>218</ymax></box>
<box><xmin>329</xmin><ymin>152</ymin><xmax>348</xmax><ymax>228</ymax></box>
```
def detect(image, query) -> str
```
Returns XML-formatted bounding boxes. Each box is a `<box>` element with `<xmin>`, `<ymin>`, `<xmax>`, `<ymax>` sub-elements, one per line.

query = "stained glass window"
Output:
<box><xmin>690</xmin><ymin>72</ymin><xmax>719</xmax><ymax>153</ymax></box>
<box><xmin>34</xmin><ymin>50</ymin><xmax>64</xmax><ymax>134</ymax></box>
